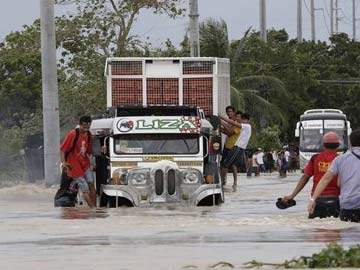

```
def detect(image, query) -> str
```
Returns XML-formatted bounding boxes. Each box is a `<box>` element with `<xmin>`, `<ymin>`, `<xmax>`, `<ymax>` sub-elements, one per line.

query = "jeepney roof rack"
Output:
<box><xmin>115</xmin><ymin>105</ymin><xmax>200</xmax><ymax>117</ymax></box>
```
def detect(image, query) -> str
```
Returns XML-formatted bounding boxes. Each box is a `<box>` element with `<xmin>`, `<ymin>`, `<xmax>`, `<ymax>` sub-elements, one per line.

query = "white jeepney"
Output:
<box><xmin>91</xmin><ymin>57</ymin><xmax>230</xmax><ymax>207</ymax></box>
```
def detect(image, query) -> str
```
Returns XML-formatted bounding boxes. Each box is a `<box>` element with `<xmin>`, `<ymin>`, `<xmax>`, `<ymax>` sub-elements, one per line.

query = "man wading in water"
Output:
<box><xmin>60</xmin><ymin>116</ymin><xmax>96</xmax><ymax>208</ymax></box>
<box><xmin>308</xmin><ymin>129</ymin><xmax>360</xmax><ymax>223</ymax></box>
<box><xmin>281</xmin><ymin>132</ymin><xmax>340</xmax><ymax>218</ymax></box>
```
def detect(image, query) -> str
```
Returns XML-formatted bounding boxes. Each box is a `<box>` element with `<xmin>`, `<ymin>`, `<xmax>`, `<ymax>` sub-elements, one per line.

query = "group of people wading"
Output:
<box><xmin>280</xmin><ymin>129</ymin><xmax>360</xmax><ymax>223</ymax></box>
<box><xmin>55</xmin><ymin>112</ymin><xmax>360</xmax><ymax>223</ymax></box>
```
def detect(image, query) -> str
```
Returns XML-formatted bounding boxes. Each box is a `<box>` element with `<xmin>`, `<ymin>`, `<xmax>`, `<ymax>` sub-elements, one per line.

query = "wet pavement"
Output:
<box><xmin>0</xmin><ymin>172</ymin><xmax>359</xmax><ymax>270</ymax></box>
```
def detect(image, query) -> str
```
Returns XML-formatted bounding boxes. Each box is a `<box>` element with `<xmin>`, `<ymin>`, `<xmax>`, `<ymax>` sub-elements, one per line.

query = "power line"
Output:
<box><xmin>231</xmin><ymin>62</ymin><xmax>360</xmax><ymax>69</ymax></box>
<box><xmin>339</xmin><ymin>8</ymin><xmax>353</xmax><ymax>24</ymax></box>
<box><xmin>323</xmin><ymin>0</ymin><xmax>331</xmax><ymax>18</ymax></box>
<box><xmin>320</xmin><ymin>9</ymin><xmax>331</xmax><ymax>34</ymax></box>
<box><xmin>303</xmin><ymin>0</ymin><xmax>311</xmax><ymax>15</ymax></box>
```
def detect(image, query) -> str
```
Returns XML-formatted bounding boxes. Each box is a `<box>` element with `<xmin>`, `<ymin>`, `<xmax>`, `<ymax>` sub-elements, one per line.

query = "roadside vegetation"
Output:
<box><xmin>245</xmin><ymin>243</ymin><xmax>360</xmax><ymax>268</ymax></box>
<box><xmin>1</xmin><ymin>0</ymin><xmax>360</xmax><ymax>180</ymax></box>
<box><xmin>181</xmin><ymin>244</ymin><xmax>360</xmax><ymax>268</ymax></box>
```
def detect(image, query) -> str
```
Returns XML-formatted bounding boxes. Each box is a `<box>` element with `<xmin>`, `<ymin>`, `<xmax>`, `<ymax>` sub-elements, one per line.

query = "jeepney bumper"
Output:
<box><xmin>100</xmin><ymin>183</ymin><xmax>223</xmax><ymax>207</ymax></box>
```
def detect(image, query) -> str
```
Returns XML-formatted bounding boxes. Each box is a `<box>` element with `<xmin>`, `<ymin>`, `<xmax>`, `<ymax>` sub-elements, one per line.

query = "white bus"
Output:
<box><xmin>295</xmin><ymin>109</ymin><xmax>352</xmax><ymax>170</ymax></box>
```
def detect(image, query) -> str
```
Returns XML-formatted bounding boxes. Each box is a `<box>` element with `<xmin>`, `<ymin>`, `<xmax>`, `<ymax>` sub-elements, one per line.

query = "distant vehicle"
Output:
<box><xmin>295</xmin><ymin>109</ymin><xmax>352</xmax><ymax>170</ymax></box>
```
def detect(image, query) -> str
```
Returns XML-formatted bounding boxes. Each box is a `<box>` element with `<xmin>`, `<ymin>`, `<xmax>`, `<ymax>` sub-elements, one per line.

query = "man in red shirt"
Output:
<box><xmin>280</xmin><ymin>132</ymin><xmax>340</xmax><ymax>218</ymax></box>
<box><xmin>60</xmin><ymin>116</ymin><xmax>95</xmax><ymax>208</ymax></box>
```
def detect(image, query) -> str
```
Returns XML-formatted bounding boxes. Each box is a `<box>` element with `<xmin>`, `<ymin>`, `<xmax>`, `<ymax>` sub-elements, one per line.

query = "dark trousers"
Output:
<box><xmin>308</xmin><ymin>197</ymin><xmax>340</xmax><ymax>219</ymax></box>
<box><xmin>340</xmin><ymin>208</ymin><xmax>360</xmax><ymax>223</ymax></box>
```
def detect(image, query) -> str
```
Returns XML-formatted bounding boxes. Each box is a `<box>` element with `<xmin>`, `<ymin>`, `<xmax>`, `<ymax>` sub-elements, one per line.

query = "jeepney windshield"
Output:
<box><xmin>114</xmin><ymin>133</ymin><xmax>199</xmax><ymax>155</ymax></box>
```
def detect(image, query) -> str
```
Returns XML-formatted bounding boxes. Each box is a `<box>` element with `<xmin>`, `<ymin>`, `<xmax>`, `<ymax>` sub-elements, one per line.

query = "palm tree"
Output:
<box><xmin>199</xmin><ymin>18</ymin><xmax>289</xmax><ymax>135</ymax></box>
<box><xmin>199</xmin><ymin>18</ymin><xmax>229</xmax><ymax>58</ymax></box>
<box><xmin>232</xmin><ymin>76</ymin><xmax>288</xmax><ymax>129</ymax></box>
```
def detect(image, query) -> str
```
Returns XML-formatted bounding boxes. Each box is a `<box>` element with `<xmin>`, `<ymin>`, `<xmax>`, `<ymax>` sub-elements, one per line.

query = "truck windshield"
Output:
<box><xmin>114</xmin><ymin>134</ymin><xmax>199</xmax><ymax>155</ymax></box>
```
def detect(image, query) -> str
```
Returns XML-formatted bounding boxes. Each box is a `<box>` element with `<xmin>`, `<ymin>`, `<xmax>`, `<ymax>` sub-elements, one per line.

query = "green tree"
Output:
<box><xmin>259</xmin><ymin>125</ymin><xmax>282</xmax><ymax>151</ymax></box>
<box><xmin>55</xmin><ymin>0</ymin><xmax>186</xmax><ymax>125</ymax></box>
<box><xmin>55</xmin><ymin>0</ymin><xmax>185</xmax><ymax>57</ymax></box>
<box><xmin>199</xmin><ymin>18</ymin><xmax>229</xmax><ymax>57</ymax></box>
<box><xmin>0</xmin><ymin>21</ymin><xmax>42</xmax><ymax>127</ymax></box>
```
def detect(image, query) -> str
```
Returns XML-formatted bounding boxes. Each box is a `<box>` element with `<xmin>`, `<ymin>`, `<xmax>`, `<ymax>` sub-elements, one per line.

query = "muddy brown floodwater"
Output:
<box><xmin>0</xmin><ymin>172</ymin><xmax>359</xmax><ymax>270</ymax></box>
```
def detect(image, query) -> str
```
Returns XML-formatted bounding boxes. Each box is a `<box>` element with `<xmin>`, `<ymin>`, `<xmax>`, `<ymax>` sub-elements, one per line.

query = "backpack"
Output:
<box><xmin>54</xmin><ymin>128</ymin><xmax>91</xmax><ymax>207</ymax></box>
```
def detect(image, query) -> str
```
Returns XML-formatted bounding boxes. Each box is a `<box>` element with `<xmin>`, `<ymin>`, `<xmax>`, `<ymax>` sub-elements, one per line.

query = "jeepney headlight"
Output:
<box><xmin>127</xmin><ymin>168</ymin><xmax>150</xmax><ymax>185</ymax></box>
<box><xmin>111</xmin><ymin>169</ymin><xmax>127</xmax><ymax>185</ymax></box>
<box><xmin>182</xmin><ymin>169</ymin><xmax>200</xmax><ymax>184</ymax></box>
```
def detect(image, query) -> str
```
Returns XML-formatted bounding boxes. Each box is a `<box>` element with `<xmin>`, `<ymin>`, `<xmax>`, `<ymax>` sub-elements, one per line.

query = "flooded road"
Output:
<box><xmin>1</xmin><ymin>172</ymin><xmax>359</xmax><ymax>270</ymax></box>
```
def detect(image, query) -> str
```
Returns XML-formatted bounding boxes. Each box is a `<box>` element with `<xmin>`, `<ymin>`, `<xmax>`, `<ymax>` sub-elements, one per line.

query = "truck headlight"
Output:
<box><xmin>127</xmin><ymin>168</ymin><xmax>150</xmax><ymax>185</ymax></box>
<box><xmin>182</xmin><ymin>169</ymin><xmax>200</xmax><ymax>184</ymax></box>
<box><xmin>111</xmin><ymin>169</ymin><xmax>127</xmax><ymax>185</ymax></box>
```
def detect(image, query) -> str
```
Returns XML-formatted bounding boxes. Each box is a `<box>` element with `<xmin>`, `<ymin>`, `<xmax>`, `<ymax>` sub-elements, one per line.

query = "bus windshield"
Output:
<box><xmin>300</xmin><ymin>129</ymin><xmax>323</xmax><ymax>151</ymax></box>
<box><xmin>113</xmin><ymin>133</ymin><xmax>199</xmax><ymax>155</ymax></box>
<box><xmin>324</xmin><ymin>128</ymin><xmax>346</xmax><ymax>149</ymax></box>
<box><xmin>300</xmin><ymin>128</ymin><xmax>347</xmax><ymax>152</ymax></box>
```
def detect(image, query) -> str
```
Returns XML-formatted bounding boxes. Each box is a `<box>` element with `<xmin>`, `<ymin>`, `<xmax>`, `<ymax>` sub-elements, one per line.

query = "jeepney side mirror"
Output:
<box><xmin>106</xmin><ymin>107</ymin><xmax>116</xmax><ymax>117</ymax></box>
<box><xmin>92</xmin><ymin>136</ymin><xmax>110</xmax><ymax>158</ymax></box>
<box><xmin>200</xmin><ymin>127</ymin><xmax>211</xmax><ymax>135</ymax></box>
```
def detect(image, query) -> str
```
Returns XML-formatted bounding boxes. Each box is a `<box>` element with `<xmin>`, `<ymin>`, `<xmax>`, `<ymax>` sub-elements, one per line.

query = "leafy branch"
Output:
<box><xmin>244</xmin><ymin>243</ymin><xmax>360</xmax><ymax>269</ymax></box>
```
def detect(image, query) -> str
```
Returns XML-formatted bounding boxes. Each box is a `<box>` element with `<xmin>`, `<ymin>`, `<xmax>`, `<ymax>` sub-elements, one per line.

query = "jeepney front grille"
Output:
<box><xmin>155</xmin><ymin>169</ymin><xmax>164</xmax><ymax>195</ymax></box>
<box><xmin>167</xmin><ymin>169</ymin><xmax>176</xmax><ymax>195</ymax></box>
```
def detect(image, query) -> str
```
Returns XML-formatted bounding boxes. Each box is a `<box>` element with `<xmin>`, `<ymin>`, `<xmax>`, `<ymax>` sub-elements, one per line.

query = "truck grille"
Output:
<box><xmin>167</xmin><ymin>169</ymin><xmax>176</xmax><ymax>195</ymax></box>
<box><xmin>154</xmin><ymin>169</ymin><xmax>178</xmax><ymax>196</ymax></box>
<box><xmin>155</xmin><ymin>169</ymin><xmax>164</xmax><ymax>195</ymax></box>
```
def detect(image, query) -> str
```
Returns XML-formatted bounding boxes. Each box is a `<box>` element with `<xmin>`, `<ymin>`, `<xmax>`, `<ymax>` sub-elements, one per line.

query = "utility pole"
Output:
<box><xmin>330</xmin><ymin>0</ymin><xmax>334</xmax><ymax>35</ymax></box>
<box><xmin>310</xmin><ymin>0</ymin><xmax>315</xmax><ymax>41</ymax></box>
<box><xmin>353</xmin><ymin>0</ymin><xmax>356</xmax><ymax>41</ymax></box>
<box><xmin>40</xmin><ymin>0</ymin><xmax>60</xmax><ymax>186</ymax></box>
<box><xmin>335</xmin><ymin>0</ymin><xmax>339</xmax><ymax>33</ymax></box>
<box><xmin>297</xmin><ymin>0</ymin><xmax>302</xmax><ymax>42</ymax></box>
<box><xmin>259</xmin><ymin>0</ymin><xmax>267</xmax><ymax>42</ymax></box>
<box><xmin>189</xmin><ymin>0</ymin><xmax>200</xmax><ymax>57</ymax></box>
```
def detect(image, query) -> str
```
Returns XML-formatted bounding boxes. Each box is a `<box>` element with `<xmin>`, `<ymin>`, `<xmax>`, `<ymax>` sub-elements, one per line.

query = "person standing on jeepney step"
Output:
<box><xmin>282</xmin><ymin>132</ymin><xmax>340</xmax><ymax>219</ymax></box>
<box><xmin>220</xmin><ymin>111</ymin><xmax>242</xmax><ymax>187</ymax></box>
<box><xmin>308</xmin><ymin>129</ymin><xmax>360</xmax><ymax>223</ymax></box>
<box><xmin>220</xmin><ymin>113</ymin><xmax>252</xmax><ymax>191</ymax></box>
<box><xmin>220</xmin><ymin>106</ymin><xmax>237</xmax><ymax>186</ymax></box>
<box><xmin>60</xmin><ymin>115</ymin><xmax>96</xmax><ymax>208</ymax></box>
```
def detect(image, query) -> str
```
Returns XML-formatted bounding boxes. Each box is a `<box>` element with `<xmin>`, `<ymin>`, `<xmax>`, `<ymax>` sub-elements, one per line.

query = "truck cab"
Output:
<box><xmin>91</xmin><ymin>105</ymin><xmax>223</xmax><ymax>207</ymax></box>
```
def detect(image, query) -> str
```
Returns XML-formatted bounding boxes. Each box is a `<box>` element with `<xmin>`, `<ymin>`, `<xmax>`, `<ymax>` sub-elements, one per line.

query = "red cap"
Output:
<box><xmin>323</xmin><ymin>132</ymin><xmax>340</xmax><ymax>144</ymax></box>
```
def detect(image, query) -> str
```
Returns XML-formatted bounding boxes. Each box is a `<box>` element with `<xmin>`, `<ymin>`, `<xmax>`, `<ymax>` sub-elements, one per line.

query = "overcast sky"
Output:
<box><xmin>0</xmin><ymin>0</ymin><xmax>357</xmax><ymax>47</ymax></box>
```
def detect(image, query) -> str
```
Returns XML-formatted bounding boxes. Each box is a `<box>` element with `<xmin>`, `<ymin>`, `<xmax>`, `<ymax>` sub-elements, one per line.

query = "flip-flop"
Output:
<box><xmin>276</xmin><ymin>197</ymin><xmax>296</xmax><ymax>209</ymax></box>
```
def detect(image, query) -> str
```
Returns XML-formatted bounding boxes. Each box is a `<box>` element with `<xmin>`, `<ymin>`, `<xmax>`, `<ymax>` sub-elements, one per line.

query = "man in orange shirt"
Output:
<box><xmin>280</xmin><ymin>132</ymin><xmax>340</xmax><ymax>218</ymax></box>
